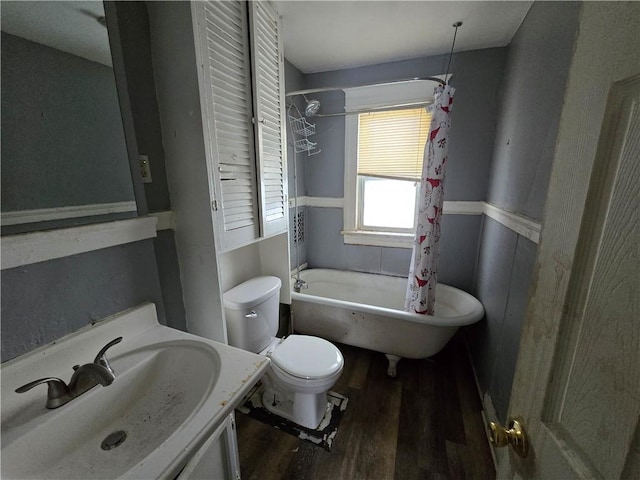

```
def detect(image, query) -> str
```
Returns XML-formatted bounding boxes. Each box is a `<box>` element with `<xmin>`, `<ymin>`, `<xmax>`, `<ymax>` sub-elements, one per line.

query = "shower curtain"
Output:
<box><xmin>405</xmin><ymin>84</ymin><xmax>455</xmax><ymax>315</ymax></box>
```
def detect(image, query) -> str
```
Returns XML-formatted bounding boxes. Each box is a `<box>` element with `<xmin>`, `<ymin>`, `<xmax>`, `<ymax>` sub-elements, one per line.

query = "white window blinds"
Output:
<box><xmin>357</xmin><ymin>107</ymin><xmax>431</xmax><ymax>181</ymax></box>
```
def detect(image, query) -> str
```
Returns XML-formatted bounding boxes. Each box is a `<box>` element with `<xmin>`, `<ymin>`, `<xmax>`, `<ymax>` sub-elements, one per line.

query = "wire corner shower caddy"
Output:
<box><xmin>288</xmin><ymin>112</ymin><xmax>320</xmax><ymax>156</ymax></box>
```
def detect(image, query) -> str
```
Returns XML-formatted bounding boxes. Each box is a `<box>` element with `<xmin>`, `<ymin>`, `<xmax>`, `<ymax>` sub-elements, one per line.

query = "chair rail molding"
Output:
<box><xmin>0</xmin><ymin>201</ymin><xmax>137</xmax><ymax>226</ymax></box>
<box><xmin>1</xmin><ymin>217</ymin><xmax>158</xmax><ymax>270</ymax></box>
<box><xmin>482</xmin><ymin>202</ymin><xmax>541</xmax><ymax>244</ymax></box>
<box><xmin>289</xmin><ymin>196</ymin><xmax>541</xmax><ymax>244</ymax></box>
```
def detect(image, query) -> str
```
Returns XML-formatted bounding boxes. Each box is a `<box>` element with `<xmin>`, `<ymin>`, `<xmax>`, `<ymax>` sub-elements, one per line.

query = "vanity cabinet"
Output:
<box><xmin>177</xmin><ymin>413</ymin><xmax>240</xmax><ymax>480</ymax></box>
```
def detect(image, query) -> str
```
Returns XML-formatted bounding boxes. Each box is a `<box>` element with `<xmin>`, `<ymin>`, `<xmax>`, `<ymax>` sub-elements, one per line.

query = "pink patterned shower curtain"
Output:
<box><xmin>405</xmin><ymin>85</ymin><xmax>455</xmax><ymax>315</ymax></box>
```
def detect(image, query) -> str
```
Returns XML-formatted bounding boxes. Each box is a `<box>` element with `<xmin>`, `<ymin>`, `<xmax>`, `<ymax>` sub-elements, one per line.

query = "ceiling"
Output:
<box><xmin>1</xmin><ymin>1</ymin><xmax>111</xmax><ymax>67</ymax></box>
<box><xmin>0</xmin><ymin>1</ymin><xmax>533</xmax><ymax>75</ymax></box>
<box><xmin>272</xmin><ymin>1</ymin><xmax>533</xmax><ymax>74</ymax></box>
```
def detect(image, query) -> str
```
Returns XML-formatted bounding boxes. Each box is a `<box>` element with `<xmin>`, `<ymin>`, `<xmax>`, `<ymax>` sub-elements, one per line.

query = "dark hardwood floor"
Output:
<box><xmin>235</xmin><ymin>336</ymin><xmax>496</xmax><ymax>480</ymax></box>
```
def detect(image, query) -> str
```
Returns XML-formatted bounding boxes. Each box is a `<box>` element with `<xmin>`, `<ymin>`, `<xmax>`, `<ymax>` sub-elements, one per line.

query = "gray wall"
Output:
<box><xmin>467</xmin><ymin>1</ymin><xmax>581</xmax><ymax>422</ymax></box>
<box><xmin>285</xmin><ymin>48</ymin><xmax>507</xmax><ymax>289</ymax></box>
<box><xmin>114</xmin><ymin>2</ymin><xmax>186</xmax><ymax>330</ymax></box>
<box><xmin>303</xmin><ymin>90</ymin><xmax>347</xmax><ymax>198</ymax></box>
<box><xmin>487</xmin><ymin>1</ymin><xmax>581</xmax><ymax>222</ymax></box>
<box><xmin>305</xmin><ymin>208</ymin><xmax>481</xmax><ymax>292</ymax></box>
<box><xmin>285</xmin><ymin>59</ymin><xmax>307</xmax><ymax>199</ymax></box>
<box><xmin>114</xmin><ymin>2</ymin><xmax>171</xmax><ymax>213</ymax></box>
<box><xmin>1</xmin><ymin>32</ymin><xmax>134</xmax><ymax>214</ymax></box>
<box><xmin>468</xmin><ymin>218</ymin><xmax>537</xmax><ymax>420</ymax></box>
<box><xmin>1</xmin><ymin>240</ymin><xmax>165</xmax><ymax>362</ymax></box>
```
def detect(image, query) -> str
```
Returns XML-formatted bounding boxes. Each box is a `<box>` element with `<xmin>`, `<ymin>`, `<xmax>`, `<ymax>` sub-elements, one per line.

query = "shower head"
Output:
<box><xmin>304</xmin><ymin>97</ymin><xmax>320</xmax><ymax>117</ymax></box>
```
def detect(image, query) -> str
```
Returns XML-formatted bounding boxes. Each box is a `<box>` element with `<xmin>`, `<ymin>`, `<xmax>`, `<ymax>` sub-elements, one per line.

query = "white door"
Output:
<box><xmin>195</xmin><ymin>0</ymin><xmax>261</xmax><ymax>252</ymax></box>
<box><xmin>250</xmin><ymin>0</ymin><xmax>289</xmax><ymax>238</ymax></box>
<box><xmin>496</xmin><ymin>3</ymin><xmax>640</xmax><ymax>479</ymax></box>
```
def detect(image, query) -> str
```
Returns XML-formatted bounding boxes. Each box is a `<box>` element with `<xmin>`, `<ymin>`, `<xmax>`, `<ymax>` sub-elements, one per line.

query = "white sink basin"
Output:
<box><xmin>1</xmin><ymin>303</ymin><xmax>269</xmax><ymax>479</ymax></box>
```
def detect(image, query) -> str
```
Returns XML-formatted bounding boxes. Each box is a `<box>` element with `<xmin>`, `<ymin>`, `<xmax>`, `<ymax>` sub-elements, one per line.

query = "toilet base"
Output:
<box><xmin>262</xmin><ymin>386</ymin><xmax>329</xmax><ymax>429</ymax></box>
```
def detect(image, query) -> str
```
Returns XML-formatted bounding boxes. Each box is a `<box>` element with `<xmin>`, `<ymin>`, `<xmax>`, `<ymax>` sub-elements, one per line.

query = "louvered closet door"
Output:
<box><xmin>250</xmin><ymin>1</ymin><xmax>288</xmax><ymax>237</ymax></box>
<box><xmin>200</xmin><ymin>0</ymin><xmax>259</xmax><ymax>250</ymax></box>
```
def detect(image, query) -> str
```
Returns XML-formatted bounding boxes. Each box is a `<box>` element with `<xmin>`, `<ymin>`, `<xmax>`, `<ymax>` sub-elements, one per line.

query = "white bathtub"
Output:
<box><xmin>291</xmin><ymin>269</ymin><xmax>484</xmax><ymax>375</ymax></box>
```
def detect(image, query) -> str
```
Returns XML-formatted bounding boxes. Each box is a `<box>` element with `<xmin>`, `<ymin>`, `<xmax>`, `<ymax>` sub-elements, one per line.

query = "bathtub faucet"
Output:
<box><xmin>293</xmin><ymin>278</ymin><xmax>308</xmax><ymax>293</ymax></box>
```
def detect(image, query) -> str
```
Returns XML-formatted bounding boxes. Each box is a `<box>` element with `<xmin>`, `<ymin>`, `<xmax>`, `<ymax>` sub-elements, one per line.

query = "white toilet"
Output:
<box><xmin>223</xmin><ymin>276</ymin><xmax>344</xmax><ymax>429</ymax></box>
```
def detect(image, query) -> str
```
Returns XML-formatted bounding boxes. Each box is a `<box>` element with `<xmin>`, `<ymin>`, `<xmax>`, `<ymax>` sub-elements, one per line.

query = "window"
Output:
<box><xmin>357</xmin><ymin>108</ymin><xmax>431</xmax><ymax>231</ymax></box>
<box><xmin>343</xmin><ymin>81</ymin><xmax>436</xmax><ymax>248</ymax></box>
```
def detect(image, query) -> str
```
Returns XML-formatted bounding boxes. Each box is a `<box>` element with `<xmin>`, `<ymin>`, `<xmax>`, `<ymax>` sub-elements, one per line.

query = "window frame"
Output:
<box><xmin>343</xmin><ymin>80</ymin><xmax>438</xmax><ymax>248</ymax></box>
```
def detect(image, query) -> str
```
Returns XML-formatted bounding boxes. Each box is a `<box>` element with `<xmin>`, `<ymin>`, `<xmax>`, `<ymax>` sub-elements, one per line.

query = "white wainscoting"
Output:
<box><xmin>1</xmin><ymin>217</ymin><xmax>158</xmax><ymax>270</ymax></box>
<box><xmin>288</xmin><ymin>196</ymin><xmax>542</xmax><ymax>245</ymax></box>
<box><xmin>0</xmin><ymin>201</ymin><xmax>137</xmax><ymax>226</ymax></box>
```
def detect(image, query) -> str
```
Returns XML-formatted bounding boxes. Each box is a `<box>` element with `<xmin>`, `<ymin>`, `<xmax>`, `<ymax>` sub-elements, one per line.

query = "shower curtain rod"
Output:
<box><xmin>303</xmin><ymin>101</ymin><xmax>434</xmax><ymax>118</ymax></box>
<box><xmin>284</xmin><ymin>76</ymin><xmax>446</xmax><ymax>98</ymax></box>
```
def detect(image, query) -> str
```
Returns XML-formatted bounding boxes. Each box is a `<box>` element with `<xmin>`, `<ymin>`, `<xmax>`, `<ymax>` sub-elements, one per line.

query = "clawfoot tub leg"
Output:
<box><xmin>385</xmin><ymin>354</ymin><xmax>401</xmax><ymax>377</ymax></box>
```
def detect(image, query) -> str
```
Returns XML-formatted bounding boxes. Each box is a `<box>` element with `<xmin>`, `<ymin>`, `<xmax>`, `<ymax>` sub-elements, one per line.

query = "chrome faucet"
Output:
<box><xmin>293</xmin><ymin>278</ymin><xmax>308</xmax><ymax>293</ymax></box>
<box><xmin>15</xmin><ymin>337</ymin><xmax>122</xmax><ymax>409</ymax></box>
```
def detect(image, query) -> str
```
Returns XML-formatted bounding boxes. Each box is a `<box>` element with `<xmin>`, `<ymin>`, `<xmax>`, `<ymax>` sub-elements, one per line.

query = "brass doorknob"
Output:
<box><xmin>488</xmin><ymin>419</ymin><xmax>529</xmax><ymax>458</ymax></box>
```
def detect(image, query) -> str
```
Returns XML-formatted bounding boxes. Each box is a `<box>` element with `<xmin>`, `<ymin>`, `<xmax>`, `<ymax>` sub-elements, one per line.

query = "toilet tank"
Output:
<box><xmin>223</xmin><ymin>276</ymin><xmax>282</xmax><ymax>353</ymax></box>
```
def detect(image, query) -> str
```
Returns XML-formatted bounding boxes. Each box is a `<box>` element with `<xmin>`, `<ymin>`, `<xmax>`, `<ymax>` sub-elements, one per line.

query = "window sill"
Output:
<box><xmin>341</xmin><ymin>230</ymin><xmax>413</xmax><ymax>249</ymax></box>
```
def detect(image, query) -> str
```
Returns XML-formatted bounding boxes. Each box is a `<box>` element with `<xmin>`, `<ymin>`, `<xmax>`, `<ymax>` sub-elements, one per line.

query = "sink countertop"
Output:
<box><xmin>1</xmin><ymin>303</ymin><xmax>269</xmax><ymax>479</ymax></box>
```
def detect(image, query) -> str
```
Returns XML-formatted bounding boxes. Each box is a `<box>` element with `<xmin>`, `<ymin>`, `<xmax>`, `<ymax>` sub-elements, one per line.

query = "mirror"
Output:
<box><xmin>1</xmin><ymin>1</ymin><xmax>136</xmax><ymax>236</ymax></box>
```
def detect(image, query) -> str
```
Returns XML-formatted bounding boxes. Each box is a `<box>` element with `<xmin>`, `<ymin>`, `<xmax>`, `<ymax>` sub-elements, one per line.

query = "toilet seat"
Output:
<box><xmin>270</xmin><ymin>335</ymin><xmax>343</xmax><ymax>380</ymax></box>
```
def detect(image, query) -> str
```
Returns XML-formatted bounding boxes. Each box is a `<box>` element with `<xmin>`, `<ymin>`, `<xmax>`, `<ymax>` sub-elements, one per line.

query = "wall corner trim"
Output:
<box><xmin>150</xmin><ymin>210</ymin><xmax>176</xmax><ymax>231</ymax></box>
<box><xmin>1</xmin><ymin>217</ymin><xmax>158</xmax><ymax>270</ymax></box>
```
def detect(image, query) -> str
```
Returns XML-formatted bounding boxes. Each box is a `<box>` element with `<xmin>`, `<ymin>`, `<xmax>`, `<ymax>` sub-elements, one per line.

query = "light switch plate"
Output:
<box><xmin>139</xmin><ymin>155</ymin><xmax>152</xmax><ymax>183</ymax></box>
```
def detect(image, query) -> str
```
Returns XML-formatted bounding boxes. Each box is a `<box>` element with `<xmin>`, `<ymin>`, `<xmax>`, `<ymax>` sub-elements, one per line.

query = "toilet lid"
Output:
<box><xmin>270</xmin><ymin>335</ymin><xmax>343</xmax><ymax>379</ymax></box>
